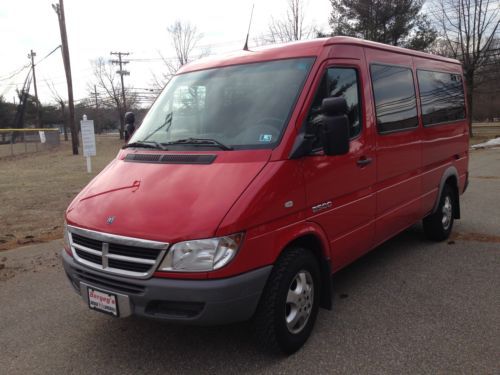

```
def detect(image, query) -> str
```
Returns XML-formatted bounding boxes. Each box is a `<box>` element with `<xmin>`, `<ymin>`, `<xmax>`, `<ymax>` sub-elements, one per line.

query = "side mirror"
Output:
<box><xmin>321</xmin><ymin>97</ymin><xmax>350</xmax><ymax>156</ymax></box>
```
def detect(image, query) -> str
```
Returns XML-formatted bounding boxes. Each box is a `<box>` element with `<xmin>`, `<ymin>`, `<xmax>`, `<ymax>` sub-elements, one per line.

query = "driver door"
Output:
<box><xmin>302</xmin><ymin>59</ymin><xmax>376</xmax><ymax>271</ymax></box>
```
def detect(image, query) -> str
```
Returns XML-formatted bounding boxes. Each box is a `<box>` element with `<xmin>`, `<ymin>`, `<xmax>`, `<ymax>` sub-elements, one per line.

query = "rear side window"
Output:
<box><xmin>307</xmin><ymin>67</ymin><xmax>362</xmax><ymax>138</ymax></box>
<box><xmin>417</xmin><ymin>70</ymin><xmax>466</xmax><ymax>126</ymax></box>
<box><xmin>370</xmin><ymin>64</ymin><xmax>418</xmax><ymax>133</ymax></box>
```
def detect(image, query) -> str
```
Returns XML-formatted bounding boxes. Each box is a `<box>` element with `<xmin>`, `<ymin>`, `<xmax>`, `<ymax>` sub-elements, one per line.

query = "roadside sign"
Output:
<box><xmin>81</xmin><ymin>116</ymin><xmax>96</xmax><ymax>173</ymax></box>
<box><xmin>81</xmin><ymin>119</ymin><xmax>96</xmax><ymax>157</ymax></box>
<box><xmin>39</xmin><ymin>131</ymin><xmax>46</xmax><ymax>143</ymax></box>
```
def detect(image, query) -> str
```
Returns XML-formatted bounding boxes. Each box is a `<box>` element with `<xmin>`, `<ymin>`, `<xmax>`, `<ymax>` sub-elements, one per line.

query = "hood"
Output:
<box><xmin>66</xmin><ymin>150</ymin><xmax>270</xmax><ymax>242</ymax></box>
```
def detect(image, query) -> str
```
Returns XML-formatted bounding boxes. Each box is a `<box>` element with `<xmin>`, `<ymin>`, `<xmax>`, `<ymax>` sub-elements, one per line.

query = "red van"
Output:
<box><xmin>63</xmin><ymin>37</ymin><xmax>469</xmax><ymax>354</ymax></box>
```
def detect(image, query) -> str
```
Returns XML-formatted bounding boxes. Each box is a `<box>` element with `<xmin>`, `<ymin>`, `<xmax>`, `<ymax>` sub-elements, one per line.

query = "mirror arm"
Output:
<box><xmin>289</xmin><ymin>127</ymin><xmax>316</xmax><ymax>159</ymax></box>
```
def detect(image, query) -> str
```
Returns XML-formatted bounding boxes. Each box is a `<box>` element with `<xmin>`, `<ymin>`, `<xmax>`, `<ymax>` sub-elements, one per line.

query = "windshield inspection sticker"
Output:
<box><xmin>259</xmin><ymin>134</ymin><xmax>273</xmax><ymax>143</ymax></box>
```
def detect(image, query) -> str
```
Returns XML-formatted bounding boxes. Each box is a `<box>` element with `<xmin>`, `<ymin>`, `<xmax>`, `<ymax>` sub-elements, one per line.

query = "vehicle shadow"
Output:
<box><xmin>77</xmin><ymin>225</ymin><xmax>431</xmax><ymax>373</ymax></box>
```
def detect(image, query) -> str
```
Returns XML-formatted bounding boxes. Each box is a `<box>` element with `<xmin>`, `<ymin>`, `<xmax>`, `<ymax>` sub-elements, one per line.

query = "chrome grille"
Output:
<box><xmin>68</xmin><ymin>226</ymin><xmax>169</xmax><ymax>279</ymax></box>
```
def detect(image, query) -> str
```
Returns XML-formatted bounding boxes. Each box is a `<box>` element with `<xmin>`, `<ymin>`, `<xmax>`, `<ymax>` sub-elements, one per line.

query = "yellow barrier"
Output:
<box><xmin>0</xmin><ymin>128</ymin><xmax>59</xmax><ymax>132</ymax></box>
<box><xmin>0</xmin><ymin>128</ymin><xmax>61</xmax><ymax>157</ymax></box>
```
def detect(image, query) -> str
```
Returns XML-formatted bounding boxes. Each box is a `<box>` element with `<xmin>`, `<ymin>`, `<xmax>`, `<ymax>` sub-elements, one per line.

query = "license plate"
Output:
<box><xmin>87</xmin><ymin>287</ymin><xmax>119</xmax><ymax>317</ymax></box>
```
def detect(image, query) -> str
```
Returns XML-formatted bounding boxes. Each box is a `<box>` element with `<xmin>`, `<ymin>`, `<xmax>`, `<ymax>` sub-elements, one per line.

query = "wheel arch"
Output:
<box><xmin>274</xmin><ymin>223</ymin><xmax>333</xmax><ymax>310</ymax></box>
<box><xmin>433</xmin><ymin>166</ymin><xmax>461</xmax><ymax>219</ymax></box>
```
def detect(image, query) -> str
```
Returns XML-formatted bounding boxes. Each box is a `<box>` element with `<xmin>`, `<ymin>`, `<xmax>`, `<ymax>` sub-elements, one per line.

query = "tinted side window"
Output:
<box><xmin>308</xmin><ymin>67</ymin><xmax>362</xmax><ymax>138</ymax></box>
<box><xmin>370</xmin><ymin>64</ymin><xmax>418</xmax><ymax>133</ymax></box>
<box><xmin>417</xmin><ymin>70</ymin><xmax>466</xmax><ymax>126</ymax></box>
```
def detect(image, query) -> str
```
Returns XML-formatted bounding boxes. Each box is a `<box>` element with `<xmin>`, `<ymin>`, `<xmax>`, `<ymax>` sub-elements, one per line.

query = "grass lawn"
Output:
<box><xmin>470</xmin><ymin>123</ymin><xmax>500</xmax><ymax>145</ymax></box>
<box><xmin>0</xmin><ymin>123</ymin><xmax>498</xmax><ymax>251</ymax></box>
<box><xmin>0</xmin><ymin>135</ymin><xmax>123</xmax><ymax>250</ymax></box>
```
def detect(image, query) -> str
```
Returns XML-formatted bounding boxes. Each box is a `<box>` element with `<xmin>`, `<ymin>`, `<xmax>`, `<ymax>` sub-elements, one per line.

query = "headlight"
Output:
<box><xmin>63</xmin><ymin>220</ymin><xmax>72</xmax><ymax>256</ymax></box>
<box><xmin>157</xmin><ymin>233</ymin><xmax>244</xmax><ymax>272</ymax></box>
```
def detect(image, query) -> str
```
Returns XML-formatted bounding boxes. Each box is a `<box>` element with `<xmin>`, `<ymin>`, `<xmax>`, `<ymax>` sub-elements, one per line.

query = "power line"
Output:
<box><xmin>0</xmin><ymin>64</ymin><xmax>31</xmax><ymax>82</ymax></box>
<box><xmin>3</xmin><ymin>67</ymin><xmax>93</xmax><ymax>87</ymax></box>
<box><xmin>35</xmin><ymin>45</ymin><xmax>62</xmax><ymax>66</ymax></box>
<box><xmin>0</xmin><ymin>45</ymin><xmax>62</xmax><ymax>86</ymax></box>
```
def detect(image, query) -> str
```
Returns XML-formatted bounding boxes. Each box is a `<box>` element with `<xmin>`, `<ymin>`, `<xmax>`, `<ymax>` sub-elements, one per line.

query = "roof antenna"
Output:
<box><xmin>243</xmin><ymin>4</ymin><xmax>255</xmax><ymax>51</ymax></box>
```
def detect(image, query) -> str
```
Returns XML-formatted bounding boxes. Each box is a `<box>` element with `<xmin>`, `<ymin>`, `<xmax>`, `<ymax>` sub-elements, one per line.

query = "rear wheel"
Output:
<box><xmin>423</xmin><ymin>184</ymin><xmax>455</xmax><ymax>241</ymax></box>
<box><xmin>253</xmin><ymin>247</ymin><xmax>320</xmax><ymax>355</ymax></box>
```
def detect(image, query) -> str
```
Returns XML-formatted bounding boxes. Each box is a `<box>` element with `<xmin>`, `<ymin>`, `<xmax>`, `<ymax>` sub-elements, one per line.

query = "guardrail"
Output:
<box><xmin>0</xmin><ymin>128</ymin><xmax>61</xmax><ymax>157</ymax></box>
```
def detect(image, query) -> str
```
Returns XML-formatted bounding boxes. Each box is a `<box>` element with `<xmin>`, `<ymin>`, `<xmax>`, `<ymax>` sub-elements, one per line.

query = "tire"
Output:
<box><xmin>423</xmin><ymin>184</ymin><xmax>455</xmax><ymax>241</ymax></box>
<box><xmin>253</xmin><ymin>247</ymin><xmax>320</xmax><ymax>355</ymax></box>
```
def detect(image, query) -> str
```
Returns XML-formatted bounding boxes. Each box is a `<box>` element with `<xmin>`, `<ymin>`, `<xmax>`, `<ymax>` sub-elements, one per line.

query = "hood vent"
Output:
<box><xmin>125</xmin><ymin>153</ymin><xmax>216</xmax><ymax>164</ymax></box>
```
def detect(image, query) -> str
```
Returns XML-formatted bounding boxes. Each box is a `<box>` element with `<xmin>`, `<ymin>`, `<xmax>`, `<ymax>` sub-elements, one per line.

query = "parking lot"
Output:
<box><xmin>0</xmin><ymin>147</ymin><xmax>499</xmax><ymax>374</ymax></box>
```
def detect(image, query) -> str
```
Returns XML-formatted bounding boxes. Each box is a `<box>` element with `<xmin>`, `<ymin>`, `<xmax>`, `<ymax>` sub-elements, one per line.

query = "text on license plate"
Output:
<box><xmin>88</xmin><ymin>287</ymin><xmax>119</xmax><ymax>317</ymax></box>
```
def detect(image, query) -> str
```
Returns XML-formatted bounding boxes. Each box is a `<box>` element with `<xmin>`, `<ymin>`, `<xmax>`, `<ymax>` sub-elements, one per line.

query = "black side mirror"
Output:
<box><xmin>321</xmin><ymin>97</ymin><xmax>350</xmax><ymax>156</ymax></box>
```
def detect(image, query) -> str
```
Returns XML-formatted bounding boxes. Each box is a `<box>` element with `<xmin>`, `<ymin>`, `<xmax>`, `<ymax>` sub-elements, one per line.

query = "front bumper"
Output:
<box><xmin>63</xmin><ymin>250</ymin><xmax>272</xmax><ymax>325</ymax></box>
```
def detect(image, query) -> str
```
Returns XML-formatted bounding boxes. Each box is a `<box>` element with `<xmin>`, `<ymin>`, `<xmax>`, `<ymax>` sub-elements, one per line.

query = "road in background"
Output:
<box><xmin>1</xmin><ymin>148</ymin><xmax>499</xmax><ymax>374</ymax></box>
<box><xmin>471</xmin><ymin>123</ymin><xmax>500</xmax><ymax>145</ymax></box>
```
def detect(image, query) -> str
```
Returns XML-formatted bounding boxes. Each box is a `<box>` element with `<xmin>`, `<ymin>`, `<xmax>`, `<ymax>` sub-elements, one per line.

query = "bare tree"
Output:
<box><xmin>45</xmin><ymin>80</ymin><xmax>68</xmax><ymax>141</ymax></box>
<box><xmin>473</xmin><ymin>38</ymin><xmax>500</xmax><ymax>120</ymax></box>
<box><xmin>169</xmin><ymin>21</ymin><xmax>203</xmax><ymax>66</ymax></box>
<box><xmin>432</xmin><ymin>0</ymin><xmax>500</xmax><ymax>134</ymax></box>
<box><xmin>266</xmin><ymin>0</ymin><xmax>313</xmax><ymax>43</ymax></box>
<box><xmin>91</xmin><ymin>58</ymin><xmax>137</xmax><ymax>138</ymax></box>
<box><xmin>152</xmin><ymin>21</ymin><xmax>207</xmax><ymax>90</ymax></box>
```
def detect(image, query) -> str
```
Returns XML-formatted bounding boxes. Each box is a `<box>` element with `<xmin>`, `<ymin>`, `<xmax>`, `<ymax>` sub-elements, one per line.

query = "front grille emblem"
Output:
<box><xmin>106</xmin><ymin>216</ymin><xmax>115</xmax><ymax>225</ymax></box>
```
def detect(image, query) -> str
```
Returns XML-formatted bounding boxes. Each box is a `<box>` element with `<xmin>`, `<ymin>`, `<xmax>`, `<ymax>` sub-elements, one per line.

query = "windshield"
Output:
<box><xmin>130</xmin><ymin>58</ymin><xmax>314</xmax><ymax>149</ymax></box>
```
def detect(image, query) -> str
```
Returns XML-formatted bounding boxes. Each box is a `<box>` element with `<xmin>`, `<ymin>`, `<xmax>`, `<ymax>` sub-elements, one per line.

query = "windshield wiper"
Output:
<box><xmin>164</xmin><ymin>138</ymin><xmax>233</xmax><ymax>150</ymax></box>
<box><xmin>141</xmin><ymin>112</ymin><xmax>173</xmax><ymax>142</ymax></box>
<box><xmin>122</xmin><ymin>141</ymin><xmax>167</xmax><ymax>150</ymax></box>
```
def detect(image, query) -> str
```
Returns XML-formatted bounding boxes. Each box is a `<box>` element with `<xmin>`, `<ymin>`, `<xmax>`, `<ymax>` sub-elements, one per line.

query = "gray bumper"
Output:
<box><xmin>62</xmin><ymin>250</ymin><xmax>272</xmax><ymax>325</ymax></box>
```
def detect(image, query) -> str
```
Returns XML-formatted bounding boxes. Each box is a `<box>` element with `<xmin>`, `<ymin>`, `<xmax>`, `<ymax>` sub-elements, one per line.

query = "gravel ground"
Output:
<box><xmin>0</xmin><ymin>148</ymin><xmax>499</xmax><ymax>374</ymax></box>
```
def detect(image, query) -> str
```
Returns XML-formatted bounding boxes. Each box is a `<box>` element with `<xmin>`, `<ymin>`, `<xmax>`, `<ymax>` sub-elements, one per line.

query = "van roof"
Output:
<box><xmin>178</xmin><ymin>36</ymin><xmax>461</xmax><ymax>74</ymax></box>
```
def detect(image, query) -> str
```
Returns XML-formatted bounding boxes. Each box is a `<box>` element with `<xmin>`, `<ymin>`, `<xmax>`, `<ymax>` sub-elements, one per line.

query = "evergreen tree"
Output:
<box><xmin>0</xmin><ymin>96</ymin><xmax>16</xmax><ymax>129</ymax></box>
<box><xmin>329</xmin><ymin>0</ymin><xmax>436</xmax><ymax>50</ymax></box>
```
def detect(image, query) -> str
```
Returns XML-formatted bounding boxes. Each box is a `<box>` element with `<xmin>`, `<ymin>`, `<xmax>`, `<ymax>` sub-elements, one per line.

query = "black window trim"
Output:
<box><xmin>416</xmin><ymin>68</ymin><xmax>467</xmax><ymax>128</ymax></box>
<box><xmin>306</xmin><ymin>65</ymin><xmax>364</xmax><ymax>155</ymax></box>
<box><xmin>369</xmin><ymin>62</ymin><xmax>420</xmax><ymax>135</ymax></box>
<box><xmin>337</xmin><ymin>65</ymin><xmax>364</xmax><ymax>141</ymax></box>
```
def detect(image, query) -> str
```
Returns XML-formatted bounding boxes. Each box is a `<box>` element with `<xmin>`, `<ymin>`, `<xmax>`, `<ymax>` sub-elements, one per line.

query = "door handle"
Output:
<box><xmin>356</xmin><ymin>156</ymin><xmax>373</xmax><ymax>167</ymax></box>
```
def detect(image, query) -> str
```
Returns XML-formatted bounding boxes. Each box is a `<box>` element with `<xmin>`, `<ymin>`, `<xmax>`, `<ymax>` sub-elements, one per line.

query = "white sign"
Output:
<box><xmin>81</xmin><ymin>119</ymin><xmax>96</xmax><ymax>157</ymax></box>
<box><xmin>39</xmin><ymin>131</ymin><xmax>46</xmax><ymax>143</ymax></box>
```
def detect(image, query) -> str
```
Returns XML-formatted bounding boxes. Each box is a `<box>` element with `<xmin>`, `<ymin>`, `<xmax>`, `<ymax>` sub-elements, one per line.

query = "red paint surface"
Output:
<box><xmin>66</xmin><ymin>37</ymin><xmax>469</xmax><ymax>279</ymax></box>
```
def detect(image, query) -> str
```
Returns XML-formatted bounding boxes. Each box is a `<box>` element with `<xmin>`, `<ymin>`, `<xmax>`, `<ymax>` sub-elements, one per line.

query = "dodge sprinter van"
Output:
<box><xmin>63</xmin><ymin>37</ymin><xmax>469</xmax><ymax>354</ymax></box>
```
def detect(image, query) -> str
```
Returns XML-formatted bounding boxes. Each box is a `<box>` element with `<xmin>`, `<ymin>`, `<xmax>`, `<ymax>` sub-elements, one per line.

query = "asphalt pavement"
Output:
<box><xmin>1</xmin><ymin>148</ymin><xmax>499</xmax><ymax>374</ymax></box>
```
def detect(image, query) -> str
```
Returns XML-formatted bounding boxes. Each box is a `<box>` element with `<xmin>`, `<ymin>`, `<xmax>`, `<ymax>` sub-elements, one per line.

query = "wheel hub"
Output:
<box><xmin>442</xmin><ymin>196</ymin><xmax>453</xmax><ymax>230</ymax></box>
<box><xmin>285</xmin><ymin>270</ymin><xmax>314</xmax><ymax>334</ymax></box>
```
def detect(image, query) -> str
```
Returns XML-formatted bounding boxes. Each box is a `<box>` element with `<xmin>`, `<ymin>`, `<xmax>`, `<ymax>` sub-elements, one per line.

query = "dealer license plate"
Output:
<box><xmin>87</xmin><ymin>287</ymin><xmax>119</xmax><ymax>317</ymax></box>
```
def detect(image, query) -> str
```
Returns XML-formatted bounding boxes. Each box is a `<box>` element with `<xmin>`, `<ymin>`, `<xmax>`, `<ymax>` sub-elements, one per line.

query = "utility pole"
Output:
<box><xmin>93</xmin><ymin>85</ymin><xmax>100</xmax><ymax>133</ymax></box>
<box><xmin>28</xmin><ymin>50</ymin><xmax>42</xmax><ymax>128</ymax></box>
<box><xmin>52</xmin><ymin>0</ymin><xmax>78</xmax><ymax>155</ymax></box>
<box><xmin>60</xmin><ymin>100</ymin><xmax>68</xmax><ymax>141</ymax></box>
<box><xmin>110</xmin><ymin>51</ymin><xmax>130</xmax><ymax>139</ymax></box>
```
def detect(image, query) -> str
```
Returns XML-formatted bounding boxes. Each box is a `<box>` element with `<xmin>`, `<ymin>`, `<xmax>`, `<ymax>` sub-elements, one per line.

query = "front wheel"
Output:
<box><xmin>253</xmin><ymin>247</ymin><xmax>320</xmax><ymax>355</ymax></box>
<box><xmin>423</xmin><ymin>184</ymin><xmax>455</xmax><ymax>241</ymax></box>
